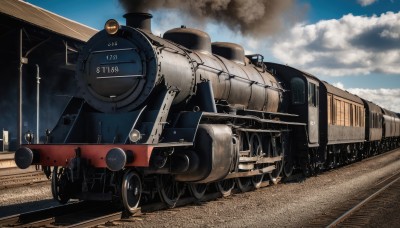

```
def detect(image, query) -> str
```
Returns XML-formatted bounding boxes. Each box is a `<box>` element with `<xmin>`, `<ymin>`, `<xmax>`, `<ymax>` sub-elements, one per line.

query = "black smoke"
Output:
<box><xmin>119</xmin><ymin>0</ymin><xmax>302</xmax><ymax>37</ymax></box>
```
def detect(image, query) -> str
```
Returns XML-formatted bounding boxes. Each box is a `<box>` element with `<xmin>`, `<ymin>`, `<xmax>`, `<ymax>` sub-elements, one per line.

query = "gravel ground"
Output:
<box><xmin>0</xmin><ymin>182</ymin><xmax>56</xmax><ymax>217</ymax></box>
<box><xmin>117</xmin><ymin>149</ymin><xmax>400</xmax><ymax>227</ymax></box>
<box><xmin>337</xmin><ymin>176</ymin><xmax>400</xmax><ymax>228</ymax></box>
<box><xmin>0</xmin><ymin>149</ymin><xmax>399</xmax><ymax>227</ymax></box>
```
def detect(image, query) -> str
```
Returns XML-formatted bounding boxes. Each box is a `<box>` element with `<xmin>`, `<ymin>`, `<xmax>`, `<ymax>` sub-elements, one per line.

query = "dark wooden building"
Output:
<box><xmin>0</xmin><ymin>0</ymin><xmax>97</xmax><ymax>150</ymax></box>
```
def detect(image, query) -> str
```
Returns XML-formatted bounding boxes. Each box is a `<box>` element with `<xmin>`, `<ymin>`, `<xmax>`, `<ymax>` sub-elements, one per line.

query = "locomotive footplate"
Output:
<box><xmin>225</xmin><ymin>165</ymin><xmax>276</xmax><ymax>179</ymax></box>
<box><xmin>15</xmin><ymin>144</ymin><xmax>158</xmax><ymax>169</ymax></box>
<box><xmin>15</xmin><ymin>143</ymin><xmax>194</xmax><ymax>169</ymax></box>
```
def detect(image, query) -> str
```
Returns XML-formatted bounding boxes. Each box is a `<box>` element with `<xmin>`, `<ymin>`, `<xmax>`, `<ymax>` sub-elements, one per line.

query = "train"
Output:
<box><xmin>14</xmin><ymin>12</ymin><xmax>400</xmax><ymax>214</ymax></box>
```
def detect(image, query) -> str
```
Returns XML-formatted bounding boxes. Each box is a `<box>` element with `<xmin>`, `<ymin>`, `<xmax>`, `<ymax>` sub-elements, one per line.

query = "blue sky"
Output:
<box><xmin>300</xmin><ymin>0</ymin><xmax>400</xmax><ymax>23</ymax></box>
<box><xmin>26</xmin><ymin>0</ymin><xmax>400</xmax><ymax>112</ymax></box>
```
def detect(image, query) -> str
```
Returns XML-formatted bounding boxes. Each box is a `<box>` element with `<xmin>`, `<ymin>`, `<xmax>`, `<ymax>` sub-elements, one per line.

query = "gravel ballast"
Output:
<box><xmin>121</xmin><ymin>149</ymin><xmax>400</xmax><ymax>227</ymax></box>
<box><xmin>0</xmin><ymin>149</ymin><xmax>399</xmax><ymax>227</ymax></box>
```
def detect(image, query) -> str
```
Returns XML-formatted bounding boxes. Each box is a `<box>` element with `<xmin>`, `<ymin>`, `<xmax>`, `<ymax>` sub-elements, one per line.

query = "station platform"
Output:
<box><xmin>0</xmin><ymin>151</ymin><xmax>39</xmax><ymax>176</ymax></box>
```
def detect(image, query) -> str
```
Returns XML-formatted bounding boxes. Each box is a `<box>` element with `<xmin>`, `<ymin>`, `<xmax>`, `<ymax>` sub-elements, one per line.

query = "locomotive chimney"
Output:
<box><xmin>123</xmin><ymin>12</ymin><xmax>152</xmax><ymax>33</ymax></box>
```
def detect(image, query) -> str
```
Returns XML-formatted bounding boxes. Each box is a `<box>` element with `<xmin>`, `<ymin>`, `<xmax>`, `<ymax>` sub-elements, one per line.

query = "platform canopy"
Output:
<box><xmin>0</xmin><ymin>0</ymin><xmax>99</xmax><ymax>150</ymax></box>
<box><xmin>0</xmin><ymin>0</ymin><xmax>97</xmax><ymax>42</ymax></box>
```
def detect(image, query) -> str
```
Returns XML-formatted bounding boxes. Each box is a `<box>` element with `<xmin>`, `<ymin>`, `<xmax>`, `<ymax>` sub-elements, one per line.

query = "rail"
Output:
<box><xmin>0</xmin><ymin>201</ymin><xmax>122</xmax><ymax>227</ymax></box>
<box><xmin>0</xmin><ymin>170</ymin><xmax>48</xmax><ymax>189</ymax></box>
<box><xmin>327</xmin><ymin>171</ymin><xmax>400</xmax><ymax>227</ymax></box>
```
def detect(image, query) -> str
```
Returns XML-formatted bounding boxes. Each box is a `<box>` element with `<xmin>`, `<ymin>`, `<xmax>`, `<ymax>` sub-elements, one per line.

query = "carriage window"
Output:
<box><xmin>350</xmin><ymin>104</ymin><xmax>354</xmax><ymax>126</ymax></box>
<box><xmin>308</xmin><ymin>82</ymin><xmax>317</xmax><ymax>107</ymax></box>
<box><xmin>328</xmin><ymin>95</ymin><xmax>332</xmax><ymax>124</ymax></box>
<box><xmin>361</xmin><ymin>107</ymin><xmax>365</xmax><ymax>127</ymax></box>
<box><xmin>371</xmin><ymin>113</ymin><xmax>374</xmax><ymax>128</ymax></box>
<box><xmin>340</xmin><ymin>101</ymin><xmax>345</xmax><ymax>125</ymax></box>
<box><xmin>345</xmin><ymin>103</ymin><xmax>350</xmax><ymax>126</ymax></box>
<box><xmin>336</xmin><ymin>99</ymin><xmax>341</xmax><ymax>125</ymax></box>
<box><xmin>291</xmin><ymin>78</ymin><xmax>305</xmax><ymax>104</ymax></box>
<box><xmin>333</xmin><ymin>98</ymin><xmax>337</xmax><ymax>125</ymax></box>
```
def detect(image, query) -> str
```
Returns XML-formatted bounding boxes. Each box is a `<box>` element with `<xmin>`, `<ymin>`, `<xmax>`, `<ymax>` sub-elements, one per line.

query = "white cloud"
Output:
<box><xmin>357</xmin><ymin>0</ymin><xmax>378</xmax><ymax>6</ymax></box>
<box><xmin>271</xmin><ymin>12</ymin><xmax>400</xmax><ymax>77</ymax></box>
<box><xmin>348</xmin><ymin>88</ymin><xmax>400</xmax><ymax>113</ymax></box>
<box><xmin>332</xmin><ymin>82</ymin><xmax>345</xmax><ymax>90</ymax></box>
<box><xmin>332</xmin><ymin>82</ymin><xmax>400</xmax><ymax>113</ymax></box>
<box><xmin>380</xmin><ymin>29</ymin><xmax>400</xmax><ymax>39</ymax></box>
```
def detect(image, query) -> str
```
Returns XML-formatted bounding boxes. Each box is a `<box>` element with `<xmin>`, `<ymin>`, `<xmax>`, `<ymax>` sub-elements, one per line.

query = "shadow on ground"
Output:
<box><xmin>0</xmin><ymin>199</ymin><xmax>58</xmax><ymax>217</ymax></box>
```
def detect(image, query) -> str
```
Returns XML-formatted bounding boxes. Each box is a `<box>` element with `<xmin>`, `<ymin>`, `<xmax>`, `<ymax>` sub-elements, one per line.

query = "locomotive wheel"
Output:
<box><xmin>157</xmin><ymin>175</ymin><xmax>185</xmax><ymax>208</ymax></box>
<box><xmin>327</xmin><ymin>147</ymin><xmax>336</xmax><ymax>169</ymax></box>
<box><xmin>188</xmin><ymin>183</ymin><xmax>208</xmax><ymax>200</ymax></box>
<box><xmin>250</xmin><ymin>134</ymin><xmax>264</xmax><ymax>189</ymax></box>
<box><xmin>283</xmin><ymin>160</ymin><xmax>294</xmax><ymax>178</ymax></box>
<box><xmin>334</xmin><ymin>147</ymin><xmax>341</xmax><ymax>167</ymax></box>
<box><xmin>270</xmin><ymin>161</ymin><xmax>283</xmax><ymax>184</ymax></box>
<box><xmin>268</xmin><ymin>140</ymin><xmax>284</xmax><ymax>185</ymax></box>
<box><xmin>345</xmin><ymin>145</ymin><xmax>352</xmax><ymax>163</ymax></box>
<box><xmin>121</xmin><ymin>171</ymin><xmax>142</xmax><ymax>214</ymax></box>
<box><xmin>236</xmin><ymin>177</ymin><xmax>252</xmax><ymax>192</ymax></box>
<box><xmin>215</xmin><ymin>179</ymin><xmax>235</xmax><ymax>197</ymax></box>
<box><xmin>251</xmin><ymin>174</ymin><xmax>264</xmax><ymax>189</ymax></box>
<box><xmin>51</xmin><ymin>166</ymin><xmax>70</xmax><ymax>204</ymax></box>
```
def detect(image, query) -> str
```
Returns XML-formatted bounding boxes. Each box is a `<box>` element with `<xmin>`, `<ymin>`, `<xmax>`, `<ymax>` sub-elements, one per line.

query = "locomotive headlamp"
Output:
<box><xmin>104</xmin><ymin>19</ymin><xmax>120</xmax><ymax>35</ymax></box>
<box><xmin>129</xmin><ymin>129</ymin><xmax>141</xmax><ymax>143</ymax></box>
<box><xmin>24</xmin><ymin>131</ymin><xmax>34</xmax><ymax>144</ymax></box>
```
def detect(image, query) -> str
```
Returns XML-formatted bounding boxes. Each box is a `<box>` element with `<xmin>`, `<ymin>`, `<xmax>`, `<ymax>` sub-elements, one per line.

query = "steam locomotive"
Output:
<box><xmin>15</xmin><ymin>13</ymin><xmax>400</xmax><ymax>214</ymax></box>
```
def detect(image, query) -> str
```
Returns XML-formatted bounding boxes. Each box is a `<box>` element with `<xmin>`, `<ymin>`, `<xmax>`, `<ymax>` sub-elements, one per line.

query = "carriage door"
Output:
<box><xmin>308</xmin><ymin>81</ymin><xmax>319</xmax><ymax>144</ymax></box>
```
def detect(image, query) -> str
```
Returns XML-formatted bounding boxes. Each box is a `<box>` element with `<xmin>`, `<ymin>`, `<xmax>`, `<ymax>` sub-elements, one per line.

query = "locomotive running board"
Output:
<box><xmin>238</xmin><ymin>109</ymin><xmax>299</xmax><ymax>117</ymax></box>
<box><xmin>224</xmin><ymin>165</ymin><xmax>275</xmax><ymax>179</ymax></box>
<box><xmin>239</xmin><ymin>155</ymin><xmax>282</xmax><ymax>163</ymax></box>
<box><xmin>202</xmin><ymin>112</ymin><xmax>305</xmax><ymax>126</ymax></box>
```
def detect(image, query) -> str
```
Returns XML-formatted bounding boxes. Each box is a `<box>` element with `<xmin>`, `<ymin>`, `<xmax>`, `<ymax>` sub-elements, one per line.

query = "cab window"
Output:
<box><xmin>308</xmin><ymin>82</ymin><xmax>318</xmax><ymax>107</ymax></box>
<box><xmin>291</xmin><ymin>78</ymin><xmax>305</xmax><ymax>104</ymax></box>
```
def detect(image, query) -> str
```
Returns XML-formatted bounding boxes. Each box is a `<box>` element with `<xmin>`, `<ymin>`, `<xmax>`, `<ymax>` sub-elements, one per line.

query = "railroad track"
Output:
<box><xmin>137</xmin><ymin>149</ymin><xmax>398</xmax><ymax>226</ymax></box>
<box><xmin>0</xmin><ymin>170</ymin><xmax>49</xmax><ymax>189</ymax></box>
<box><xmin>1</xmin><ymin>149</ymin><xmax>398</xmax><ymax>227</ymax></box>
<box><xmin>308</xmin><ymin>168</ymin><xmax>400</xmax><ymax>227</ymax></box>
<box><xmin>327</xmin><ymin>172</ymin><xmax>400</xmax><ymax>227</ymax></box>
<box><xmin>0</xmin><ymin>201</ymin><xmax>122</xmax><ymax>228</ymax></box>
<box><xmin>0</xmin><ymin>152</ymin><xmax>48</xmax><ymax>189</ymax></box>
<box><xmin>0</xmin><ymin>191</ymin><xmax>225</xmax><ymax>227</ymax></box>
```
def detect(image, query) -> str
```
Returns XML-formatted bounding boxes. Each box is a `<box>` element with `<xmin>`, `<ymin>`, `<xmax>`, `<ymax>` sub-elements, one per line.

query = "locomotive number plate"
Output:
<box><xmin>89</xmin><ymin>48</ymin><xmax>144</xmax><ymax>79</ymax></box>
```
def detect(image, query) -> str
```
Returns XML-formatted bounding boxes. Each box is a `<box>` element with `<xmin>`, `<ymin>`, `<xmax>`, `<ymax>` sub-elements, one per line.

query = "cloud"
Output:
<box><xmin>332</xmin><ymin>82</ymin><xmax>400</xmax><ymax>113</ymax></box>
<box><xmin>271</xmin><ymin>12</ymin><xmax>400</xmax><ymax>77</ymax></box>
<box><xmin>332</xmin><ymin>82</ymin><xmax>345</xmax><ymax>90</ymax></box>
<box><xmin>357</xmin><ymin>0</ymin><xmax>378</xmax><ymax>6</ymax></box>
<box><xmin>348</xmin><ymin>88</ymin><xmax>400</xmax><ymax>113</ymax></box>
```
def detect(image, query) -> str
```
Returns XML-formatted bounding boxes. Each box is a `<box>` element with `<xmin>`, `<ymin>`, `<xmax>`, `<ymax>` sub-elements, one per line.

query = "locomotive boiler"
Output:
<box><xmin>15</xmin><ymin>13</ymin><xmax>301</xmax><ymax>213</ymax></box>
<box><xmin>78</xmin><ymin>13</ymin><xmax>282</xmax><ymax>115</ymax></box>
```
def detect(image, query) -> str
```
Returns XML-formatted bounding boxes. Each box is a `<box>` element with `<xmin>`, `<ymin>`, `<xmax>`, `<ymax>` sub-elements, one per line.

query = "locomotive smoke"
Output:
<box><xmin>119</xmin><ymin>0</ymin><xmax>298</xmax><ymax>36</ymax></box>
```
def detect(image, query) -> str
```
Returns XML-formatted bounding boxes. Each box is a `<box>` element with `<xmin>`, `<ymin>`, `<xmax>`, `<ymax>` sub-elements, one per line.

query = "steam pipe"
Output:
<box><xmin>18</xmin><ymin>29</ymin><xmax>23</xmax><ymax>147</ymax></box>
<box><xmin>17</xmin><ymin>30</ymin><xmax>49</xmax><ymax>146</ymax></box>
<box><xmin>36</xmin><ymin>64</ymin><xmax>41</xmax><ymax>144</ymax></box>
